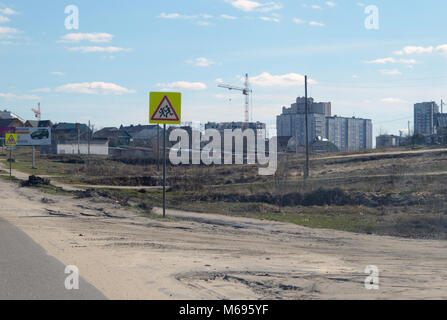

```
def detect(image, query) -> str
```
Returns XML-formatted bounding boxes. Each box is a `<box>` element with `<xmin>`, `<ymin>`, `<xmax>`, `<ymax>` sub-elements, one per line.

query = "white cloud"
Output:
<box><xmin>0</xmin><ymin>8</ymin><xmax>16</xmax><ymax>15</ymax></box>
<box><xmin>59</xmin><ymin>33</ymin><xmax>114</xmax><ymax>43</ymax></box>
<box><xmin>157</xmin><ymin>13</ymin><xmax>214</xmax><ymax>26</ymax></box>
<box><xmin>55</xmin><ymin>82</ymin><xmax>136</xmax><ymax>95</ymax></box>
<box><xmin>157</xmin><ymin>13</ymin><xmax>213</xmax><ymax>20</ymax></box>
<box><xmin>393</xmin><ymin>46</ymin><xmax>434</xmax><ymax>55</ymax></box>
<box><xmin>365</xmin><ymin>57</ymin><xmax>396</xmax><ymax>64</ymax></box>
<box><xmin>380</xmin><ymin>69</ymin><xmax>402</xmax><ymax>76</ymax></box>
<box><xmin>195</xmin><ymin>21</ymin><xmax>211</xmax><ymax>27</ymax></box>
<box><xmin>221</xmin><ymin>14</ymin><xmax>237</xmax><ymax>20</ymax></box>
<box><xmin>158</xmin><ymin>13</ymin><xmax>183</xmax><ymax>19</ymax></box>
<box><xmin>50</xmin><ymin>71</ymin><xmax>64</xmax><ymax>76</ymax></box>
<box><xmin>380</xmin><ymin>98</ymin><xmax>406</xmax><ymax>103</ymax></box>
<box><xmin>260</xmin><ymin>16</ymin><xmax>280</xmax><ymax>23</ymax></box>
<box><xmin>398</xmin><ymin>59</ymin><xmax>417</xmax><ymax>65</ymax></box>
<box><xmin>326</xmin><ymin>1</ymin><xmax>336</xmax><ymax>7</ymax></box>
<box><xmin>187</xmin><ymin>57</ymin><xmax>216</xmax><ymax>67</ymax></box>
<box><xmin>311</xmin><ymin>5</ymin><xmax>322</xmax><ymax>10</ymax></box>
<box><xmin>392</xmin><ymin>44</ymin><xmax>447</xmax><ymax>56</ymax></box>
<box><xmin>0</xmin><ymin>93</ymin><xmax>39</xmax><ymax>100</ymax></box>
<box><xmin>32</xmin><ymin>88</ymin><xmax>52</xmax><ymax>93</ymax></box>
<box><xmin>226</xmin><ymin>0</ymin><xmax>282</xmax><ymax>12</ymax></box>
<box><xmin>156</xmin><ymin>81</ymin><xmax>207</xmax><ymax>91</ymax></box>
<box><xmin>0</xmin><ymin>15</ymin><xmax>10</xmax><ymax>23</ymax></box>
<box><xmin>436</xmin><ymin>44</ymin><xmax>447</xmax><ymax>55</ymax></box>
<box><xmin>248</xmin><ymin>72</ymin><xmax>317</xmax><ymax>87</ymax></box>
<box><xmin>309</xmin><ymin>21</ymin><xmax>325</xmax><ymax>27</ymax></box>
<box><xmin>293</xmin><ymin>18</ymin><xmax>305</xmax><ymax>24</ymax></box>
<box><xmin>68</xmin><ymin>46</ymin><xmax>131</xmax><ymax>53</ymax></box>
<box><xmin>0</xmin><ymin>26</ymin><xmax>19</xmax><ymax>37</ymax></box>
<box><xmin>365</xmin><ymin>57</ymin><xmax>417</xmax><ymax>65</ymax></box>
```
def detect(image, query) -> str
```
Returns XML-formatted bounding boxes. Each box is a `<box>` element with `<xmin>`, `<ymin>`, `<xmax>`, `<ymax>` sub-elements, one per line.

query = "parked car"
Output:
<box><xmin>31</xmin><ymin>129</ymin><xmax>49</xmax><ymax>140</ymax></box>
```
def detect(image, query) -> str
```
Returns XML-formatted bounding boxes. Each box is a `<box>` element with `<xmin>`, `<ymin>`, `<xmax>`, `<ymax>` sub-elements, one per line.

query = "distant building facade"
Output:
<box><xmin>205</xmin><ymin>121</ymin><xmax>266</xmax><ymax>133</ymax></box>
<box><xmin>277</xmin><ymin>97</ymin><xmax>372</xmax><ymax>152</ymax></box>
<box><xmin>56</xmin><ymin>139</ymin><xmax>109</xmax><ymax>155</ymax></box>
<box><xmin>376</xmin><ymin>134</ymin><xmax>401</xmax><ymax>148</ymax></box>
<box><xmin>435</xmin><ymin>113</ymin><xmax>447</xmax><ymax>145</ymax></box>
<box><xmin>414</xmin><ymin>102</ymin><xmax>439</xmax><ymax>136</ymax></box>
<box><xmin>326</xmin><ymin>116</ymin><xmax>373</xmax><ymax>151</ymax></box>
<box><xmin>288</xmin><ymin>97</ymin><xmax>332</xmax><ymax>117</ymax></box>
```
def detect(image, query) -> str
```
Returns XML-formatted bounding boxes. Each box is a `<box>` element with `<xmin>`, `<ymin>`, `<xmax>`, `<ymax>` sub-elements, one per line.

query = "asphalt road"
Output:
<box><xmin>0</xmin><ymin>217</ymin><xmax>106</xmax><ymax>300</ymax></box>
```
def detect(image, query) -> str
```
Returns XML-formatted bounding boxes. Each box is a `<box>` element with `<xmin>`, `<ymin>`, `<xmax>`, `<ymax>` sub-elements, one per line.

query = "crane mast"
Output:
<box><xmin>31</xmin><ymin>102</ymin><xmax>41</xmax><ymax>121</ymax></box>
<box><xmin>218</xmin><ymin>73</ymin><xmax>252</xmax><ymax>123</ymax></box>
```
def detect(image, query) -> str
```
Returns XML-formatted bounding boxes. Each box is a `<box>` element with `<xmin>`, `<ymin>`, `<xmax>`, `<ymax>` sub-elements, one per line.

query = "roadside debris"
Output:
<box><xmin>21</xmin><ymin>175</ymin><xmax>50</xmax><ymax>187</ymax></box>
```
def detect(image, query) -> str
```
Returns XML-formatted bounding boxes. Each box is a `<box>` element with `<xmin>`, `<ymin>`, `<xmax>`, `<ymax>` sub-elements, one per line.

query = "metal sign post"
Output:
<box><xmin>5</xmin><ymin>133</ymin><xmax>17</xmax><ymax>178</ymax></box>
<box><xmin>32</xmin><ymin>146</ymin><xmax>36</xmax><ymax>169</ymax></box>
<box><xmin>149</xmin><ymin>92</ymin><xmax>182</xmax><ymax>218</ymax></box>
<box><xmin>163</xmin><ymin>124</ymin><xmax>166</xmax><ymax>218</ymax></box>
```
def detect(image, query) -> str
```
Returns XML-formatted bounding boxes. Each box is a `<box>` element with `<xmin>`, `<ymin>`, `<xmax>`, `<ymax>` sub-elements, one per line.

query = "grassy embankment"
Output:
<box><xmin>1</xmin><ymin>145</ymin><xmax>447</xmax><ymax>238</ymax></box>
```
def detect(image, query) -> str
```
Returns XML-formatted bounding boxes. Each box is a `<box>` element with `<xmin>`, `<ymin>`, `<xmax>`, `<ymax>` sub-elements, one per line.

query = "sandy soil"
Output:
<box><xmin>0</xmin><ymin>178</ymin><xmax>446</xmax><ymax>300</ymax></box>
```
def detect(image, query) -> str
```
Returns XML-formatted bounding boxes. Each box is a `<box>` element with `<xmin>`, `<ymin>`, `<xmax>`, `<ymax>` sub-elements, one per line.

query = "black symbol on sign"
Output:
<box><xmin>159</xmin><ymin>105</ymin><xmax>174</xmax><ymax>118</ymax></box>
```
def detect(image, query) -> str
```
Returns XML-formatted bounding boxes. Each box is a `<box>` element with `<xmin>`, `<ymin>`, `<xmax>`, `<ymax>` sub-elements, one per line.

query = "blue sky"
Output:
<box><xmin>1</xmin><ymin>0</ymin><xmax>446</xmax><ymax>137</ymax></box>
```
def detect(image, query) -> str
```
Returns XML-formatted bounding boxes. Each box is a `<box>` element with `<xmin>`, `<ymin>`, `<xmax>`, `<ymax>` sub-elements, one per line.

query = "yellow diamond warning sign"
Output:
<box><xmin>5</xmin><ymin>133</ymin><xmax>17</xmax><ymax>146</ymax></box>
<box><xmin>150</xmin><ymin>92</ymin><xmax>181</xmax><ymax>125</ymax></box>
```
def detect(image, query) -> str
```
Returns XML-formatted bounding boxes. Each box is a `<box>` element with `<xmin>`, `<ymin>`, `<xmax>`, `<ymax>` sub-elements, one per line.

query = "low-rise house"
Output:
<box><xmin>119</xmin><ymin>124</ymin><xmax>161</xmax><ymax>148</ymax></box>
<box><xmin>24</xmin><ymin>120</ymin><xmax>53</xmax><ymax>128</ymax></box>
<box><xmin>93</xmin><ymin>127</ymin><xmax>132</xmax><ymax>147</ymax></box>
<box><xmin>376</xmin><ymin>134</ymin><xmax>401</xmax><ymax>148</ymax></box>
<box><xmin>52</xmin><ymin>122</ymin><xmax>92</xmax><ymax>142</ymax></box>
<box><xmin>0</xmin><ymin>118</ymin><xmax>25</xmax><ymax>128</ymax></box>
<box><xmin>0</xmin><ymin>110</ymin><xmax>24</xmax><ymax>122</ymax></box>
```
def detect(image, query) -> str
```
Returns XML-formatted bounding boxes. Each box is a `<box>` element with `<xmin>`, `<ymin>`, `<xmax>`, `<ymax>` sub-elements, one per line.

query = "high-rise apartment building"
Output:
<box><xmin>414</xmin><ymin>102</ymin><xmax>439</xmax><ymax>135</ymax></box>
<box><xmin>277</xmin><ymin>97</ymin><xmax>373</xmax><ymax>152</ymax></box>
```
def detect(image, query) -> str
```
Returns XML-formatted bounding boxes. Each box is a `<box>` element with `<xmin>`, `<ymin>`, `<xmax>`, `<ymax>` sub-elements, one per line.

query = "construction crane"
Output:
<box><xmin>218</xmin><ymin>73</ymin><xmax>252</xmax><ymax>123</ymax></box>
<box><xmin>31</xmin><ymin>102</ymin><xmax>41</xmax><ymax>121</ymax></box>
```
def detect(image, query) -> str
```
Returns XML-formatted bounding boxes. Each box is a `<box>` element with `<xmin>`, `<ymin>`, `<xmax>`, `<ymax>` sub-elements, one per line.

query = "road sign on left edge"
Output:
<box><xmin>5</xmin><ymin>133</ymin><xmax>17</xmax><ymax>146</ymax></box>
<box><xmin>150</xmin><ymin>92</ymin><xmax>182</xmax><ymax>125</ymax></box>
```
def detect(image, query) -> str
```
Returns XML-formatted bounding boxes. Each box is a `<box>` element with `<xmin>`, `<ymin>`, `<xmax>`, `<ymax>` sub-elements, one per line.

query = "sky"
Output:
<box><xmin>0</xmin><ymin>0</ymin><xmax>446</xmax><ymax>137</ymax></box>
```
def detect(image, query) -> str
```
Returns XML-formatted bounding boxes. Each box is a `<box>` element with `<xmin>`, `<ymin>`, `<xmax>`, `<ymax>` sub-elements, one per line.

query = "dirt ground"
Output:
<box><xmin>1</xmin><ymin>177</ymin><xmax>446</xmax><ymax>300</ymax></box>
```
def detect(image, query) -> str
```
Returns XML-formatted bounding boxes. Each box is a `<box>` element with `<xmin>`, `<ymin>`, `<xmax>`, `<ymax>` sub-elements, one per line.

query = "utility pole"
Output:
<box><xmin>304</xmin><ymin>75</ymin><xmax>310</xmax><ymax>180</ymax></box>
<box><xmin>88</xmin><ymin>121</ymin><xmax>91</xmax><ymax>167</ymax></box>
<box><xmin>441</xmin><ymin>99</ymin><xmax>444</xmax><ymax>114</ymax></box>
<box><xmin>76</xmin><ymin>123</ymin><xmax>80</xmax><ymax>155</ymax></box>
<box><xmin>408</xmin><ymin>121</ymin><xmax>411</xmax><ymax>137</ymax></box>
